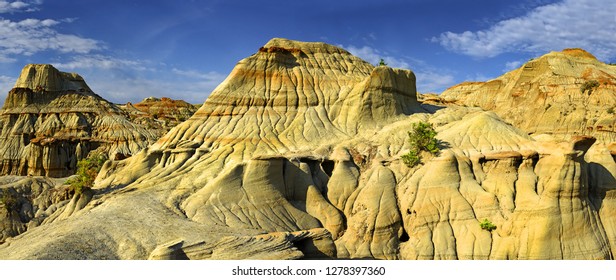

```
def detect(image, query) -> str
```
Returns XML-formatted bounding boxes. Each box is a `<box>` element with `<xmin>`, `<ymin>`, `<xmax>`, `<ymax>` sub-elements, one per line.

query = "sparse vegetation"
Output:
<box><xmin>608</xmin><ymin>107</ymin><xmax>615</xmax><ymax>114</ymax></box>
<box><xmin>401</xmin><ymin>149</ymin><xmax>420</xmax><ymax>167</ymax></box>
<box><xmin>480</xmin><ymin>218</ymin><xmax>497</xmax><ymax>232</ymax></box>
<box><xmin>66</xmin><ymin>153</ymin><xmax>108</xmax><ymax>195</ymax></box>
<box><xmin>402</xmin><ymin>121</ymin><xmax>440</xmax><ymax>167</ymax></box>
<box><xmin>580</xmin><ymin>80</ymin><xmax>600</xmax><ymax>94</ymax></box>
<box><xmin>175</xmin><ymin>115</ymin><xmax>187</xmax><ymax>122</ymax></box>
<box><xmin>378</xmin><ymin>58</ymin><xmax>387</xmax><ymax>66</ymax></box>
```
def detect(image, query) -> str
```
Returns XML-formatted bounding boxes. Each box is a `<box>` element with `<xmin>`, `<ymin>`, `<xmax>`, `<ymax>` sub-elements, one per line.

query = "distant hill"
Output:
<box><xmin>119</xmin><ymin>97</ymin><xmax>198</xmax><ymax>133</ymax></box>
<box><xmin>440</xmin><ymin>48</ymin><xmax>616</xmax><ymax>141</ymax></box>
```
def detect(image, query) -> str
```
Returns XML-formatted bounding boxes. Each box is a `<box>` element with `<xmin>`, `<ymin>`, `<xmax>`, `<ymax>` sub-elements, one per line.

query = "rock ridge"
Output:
<box><xmin>0</xmin><ymin>64</ymin><xmax>161</xmax><ymax>177</ymax></box>
<box><xmin>440</xmin><ymin>48</ymin><xmax>616</xmax><ymax>141</ymax></box>
<box><xmin>0</xmin><ymin>41</ymin><xmax>614</xmax><ymax>260</ymax></box>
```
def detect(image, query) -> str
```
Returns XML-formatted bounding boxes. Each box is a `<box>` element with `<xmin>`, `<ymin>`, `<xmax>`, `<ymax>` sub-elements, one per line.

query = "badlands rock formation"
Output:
<box><xmin>0</xmin><ymin>40</ymin><xmax>614</xmax><ymax>260</ymax></box>
<box><xmin>0</xmin><ymin>176</ymin><xmax>74</xmax><ymax>243</ymax></box>
<box><xmin>440</xmin><ymin>48</ymin><xmax>616</xmax><ymax>141</ymax></box>
<box><xmin>0</xmin><ymin>64</ymin><xmax>160</xmax><ymax>177</ymax></box>
<box><xmin>119</xmin><ymin>97</ymin><xmax>198</xmax><ymax>133</ymax></box>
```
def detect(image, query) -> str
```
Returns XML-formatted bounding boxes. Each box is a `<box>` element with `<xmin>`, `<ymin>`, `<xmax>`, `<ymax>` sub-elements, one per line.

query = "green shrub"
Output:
<box><xmin>378</xmin><ymin>58</ymin><xmax>387</xmax><ymax>66</ymax></box>
<box><xmin>408</xmin><ymin>122</ymin><xmax>440</xmax><ymax>154</ymax></box>
<box><xmin>608</xmin><ymin>107</ymin><xmax>615</xmax><ymax>114</ymax></box>
<box><xmin>402</xmin><ymin>121</ymin><xmax>440</xmax><ymax>167</ymax></box>
<box><xmin>479</xmin><ymin>219</ymin><xmax>497</xmax><ymax>232</ymax></box>
<box><xmin>66</xmin><ymin>153</ymin><xmax>108</xmax><ymax>195</ymax></box>
<box><xmin>580</xmin><ymin>80</ymin><xmax>600</xmax><ymax>94</ymax></box>
<box><xmin>401</xmin><ymin>149</ymin><xmax>420</xmax><ymax>167</ymax></box>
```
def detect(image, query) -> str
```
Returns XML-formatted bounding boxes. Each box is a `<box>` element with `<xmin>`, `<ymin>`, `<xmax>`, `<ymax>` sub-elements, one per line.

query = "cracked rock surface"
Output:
<box><xmin>0</xmin><ymin>40</ymin><xmax>614</xmax><ymax>259</ymax></box>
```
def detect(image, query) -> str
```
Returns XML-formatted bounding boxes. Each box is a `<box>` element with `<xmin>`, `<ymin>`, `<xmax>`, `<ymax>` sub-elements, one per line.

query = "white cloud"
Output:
<box><xmin>54</xmin><ymin>55</ymin><xmax>147</xmax><ymax>71</ymax></box>
<box><xmin>0</xmin><ymin>1</ymin><xmax>31</xmax><ymax>13</ymax></box>
<box><xmin>0</xmin><ymin>18</ymin><xmax>101</xmax><ymax>62</ymax></box>
<box><xmin>48</xmin><ymin>53</ymin><xmax>226</xmax><ymax>104</ymax></box>
<box><xmin>0</xmin><ymin>0</ymin><xmax>223</xmax><ymax>105</ymax></box>
<box><xmin>416</xmin><ymin>71</ymin><xmax>456</xmax><ymax>94</ymax></box>
<box><xmin>51</xmin><ymin>56</ymin><xmax>225</xmax><ymax>104</ymax></box>
<box><xmin>172</xmin><ymin>68</ymin><xmax>226</xmax><ymax>81</ymax></box>
<box><xmin>504</xmin><ymin>60</ymin><xmax>523</xmax><ymax>71</ymax></box>
<box><xmin>435</xmin><ymin>0</ymin><xmax>616</xmax><ymax>61</ymax></box>
<box><xmin>343</xmin><ymin>45</ymin><xmax>410</xmax><ymax>69</ymax></box>
<box><xmin>341</xmin><ymin>45</ymin><xmax>455</xmax><ymax>93</ymax></box>
<box><xmin>0</xmin><ymin>75</ymin><xmax>14</xmax><ymax>105</ymax></box>
<box><xmin>88</xmin><ymin>72</ymin><xmax>225</xmax><ymax>105</ymax></box>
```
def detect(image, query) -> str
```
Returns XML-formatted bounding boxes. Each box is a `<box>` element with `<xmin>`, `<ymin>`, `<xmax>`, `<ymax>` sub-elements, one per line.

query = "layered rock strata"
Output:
<box><xmin>0</xmin><ymin>41</ymin><xmax>614</xmax><ymax>260</ymax></box>
<box><xmin>440</xmin><ymin>49</ymin><xmax>616</xmax><ymax>141</ymax></box>
<box><xmin>119</xmin><ymin>97</ymin><xmax>198</xmax><ymax>133</ymax></box>
<box><xmin>0</xmin><ymin>64</ymin><xmax>160</xmax><ymax>177</ymax></box>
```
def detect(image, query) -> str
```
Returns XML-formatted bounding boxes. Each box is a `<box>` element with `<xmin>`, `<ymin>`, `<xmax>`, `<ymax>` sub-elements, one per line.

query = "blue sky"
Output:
<box><xmin>0</xmin><ymin>0</ymin><xmax>615</xmax><ymax>105</ymax></box>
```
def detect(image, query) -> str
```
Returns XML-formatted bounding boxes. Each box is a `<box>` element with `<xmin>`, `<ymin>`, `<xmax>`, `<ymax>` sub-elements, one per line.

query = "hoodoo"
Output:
<box><xmin>0</xmin><ymin>41</ymin><xmax>614</xmax><ymax>260</ymax></box>
<box><xmin>0</xmin><ymin>64</ymin><xmax>160</xmax><ymax>177</ymax></box>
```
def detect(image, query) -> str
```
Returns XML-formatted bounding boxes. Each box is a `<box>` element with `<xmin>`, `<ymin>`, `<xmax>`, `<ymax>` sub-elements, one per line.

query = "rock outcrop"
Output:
<box><xmin>0</xmin><ymin>41</ymin><xmax>614</xmax><ymax>260</ymax></box>
<box><xmin>0</xmin><ymin>176</ymin><xmax>73</xmax><ymax>243</ymax></box>
<box><xmin>440</xmin><ymin>48</ymin><xmax>616</xmax><ymax>141</ymax></box>
<box><xmin>119</xmin><ymin>97</ymin><xmax>198</xmax><ymax>133</ymax></box>
<box><xmin>0</xmin><ymin>64</ymin><xmax>161</xmax><ymax>177</ymax></box>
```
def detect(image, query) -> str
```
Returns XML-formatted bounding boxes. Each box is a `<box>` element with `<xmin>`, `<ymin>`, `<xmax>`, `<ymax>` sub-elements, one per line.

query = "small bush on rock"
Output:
<box><xmin>66</xmin><ymin>153</ymin><xmax>108</xmax><ymax>195</ymax></box>
<box><xmin>480</xmin><ymin>218</ymin><xmax>497</xmax><ymax>232</ymax></box>
<box><xmin>580</xmin><ymin>80</ymin><xmax>599</xmax><ymax>94</ymax></box>
<box><xmin>402</xmin><ymin>121</ymin><xmax>440</xmax><ymax>167</ymax></box>
<box><xmin>401</xmin><ymin>149</ymin><xmax>420</xmax><ymax>167</ymax></box>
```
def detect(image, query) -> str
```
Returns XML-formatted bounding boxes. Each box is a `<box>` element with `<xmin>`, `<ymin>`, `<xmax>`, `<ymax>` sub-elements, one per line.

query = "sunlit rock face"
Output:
<box><xmin>0</xmin><ymin>64</ymin><xmax>160</xmax><ymax>177</ymax></box>
<box><xmin>119</xmin><ymin>97</ymin><xmax>199</xmax><ymax>135</ymax></box>
<box><xmin>441</xmin><ymin>48</ymin><xmax>616</xmax><ymax>142</ymax></box>
<box><xmin>0</xmin><ymin>41</ymin><xmax>614</xmax><ymax>260</ymax></box>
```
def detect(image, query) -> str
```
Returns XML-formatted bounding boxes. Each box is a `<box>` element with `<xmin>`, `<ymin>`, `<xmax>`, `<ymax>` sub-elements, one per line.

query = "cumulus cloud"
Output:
<box><xmin>0</xmin><ymin>1</ymin><xmax>32</xmax><ymax>13</ymax></box>
<box><xmin>344</xmin><ymin>45</ymin><xmax>410</xmax><ymax>69</ymax></box>
<box><xmin>0</xmin><ymin>18</ymin><xmax>101</xmax><ymax>62</ymax></box>
<box><xmin>435</xmin><ymin>0</ymin><xmax>616</xmax><ymax>61</ymax></box>
<box><xmin>0</xmin><ymin>1</ymin><xmax>100</xmax><ymax>61</ymax></box>
<box><xmin>417</xmin><ymin>71</ymin><xmax>456</xmax><ymax>93</ymax></box>
<box><xmin>0</xmin><ymin>0</ymin><xmax>225</xmax><ymax>105</ymax></box>
<box><xmin>0</xmin><ymin>75</ymin><xmax>14</xmax><ymax>104</ymax></box>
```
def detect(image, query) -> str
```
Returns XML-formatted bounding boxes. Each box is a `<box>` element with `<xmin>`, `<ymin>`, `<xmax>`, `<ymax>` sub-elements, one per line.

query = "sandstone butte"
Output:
<box><xmin>438</xmin><ymin>48</ymin><xmax>616</xmax><ymax>142</ymax></box>
<box><xmin>0</xmin><ymin>39</ymin><xmax>615</xmax><ymax>260</ymax></box>
<box><xmin>0</xmin><ymin>64</ymin><xmax>162</xmax><ymax>177</ymax></box>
